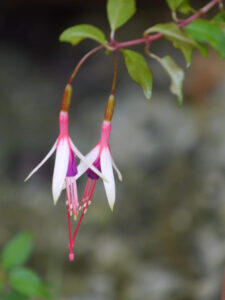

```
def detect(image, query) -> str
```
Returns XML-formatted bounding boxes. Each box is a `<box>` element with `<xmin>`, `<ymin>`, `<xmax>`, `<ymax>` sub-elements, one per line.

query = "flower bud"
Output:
<box><xmin>61</xmin><ymin>84</ymin><xmax>72</xmax><ymax>112</ymax></box>
<box><xmin>104</xmin><ymin>94</ymin><xmax>115</xmax><ymax>122</ymax></box>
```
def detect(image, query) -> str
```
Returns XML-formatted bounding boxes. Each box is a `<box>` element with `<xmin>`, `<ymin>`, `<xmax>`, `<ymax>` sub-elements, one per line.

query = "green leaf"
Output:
<box><xmin>145</xmin><ymin>23</ymin><xmax>207</xmax><ymax>65</ymax></box>
<box><xmin>59</xmin><ymin>24</ymin><xmax>107</xmax><ymax>46</ymax></box>
<box><xmin>1</xmin><ymin>233</ymin><xmax>33</xmax><ymax>270</ymax></box>
<box><xmin>185</xmin><ymin>19</ymin><xmax>225</xmax><ymax>59</ymax></box>
<box><xmin>213</xmin><ymin>11</ymin><xmax>225</xmax><ymax>23</ymax></box>
<box><xmin>1</xmin><ymin>291</ymin><xmax>29</xmax><ymax>300</ymax></box>
<box><xmin>122</xmin><ymin>49</ymin><xmax>153</xmax><ymax>99</ymax></box>
<box><xmin>177</xmin><ymin>0</ymin><xmax>193</xmax><ymax>14</ymax></box>
<box><xmin>9</xmin><ymin>268</ymin><xmax>50</xmax><ymax>299</ymax></box>
<box><xmin>166</xmin><ymin>0</ymin><xmax>193</xmax><ymax>14</ymax></box>
<box><xmin>107</xmin><ymin>0</ymin><xmax>136</xmax><ymax>32</ymax></box>
<box><xmin>212</xmin><ymin>11</ymin><xmax>225</xmax><ymax>34</ymax></box>
<box><xmin>166</xmin><ymin>0</ymin><xmax>188</xmax><ymax>11</ymax></box>
<box><xmin>153</xmin><ymin>55</ymin><xmax>184</xmax><ymax>105</ymax></box>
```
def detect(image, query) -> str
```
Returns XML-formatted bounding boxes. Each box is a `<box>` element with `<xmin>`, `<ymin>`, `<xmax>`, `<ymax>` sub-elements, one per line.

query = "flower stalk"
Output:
<box><xmin>111</xmin><ymin>51</ymin><xmax>118</xmax><ymax>95</ymax></box>
<box><xmin>104</xmin><ymin>94</ymin><xmax>115</xmax><ymax>122</ymax></box>
<box><xmin>61</xmin><ymin>84</ymin><xmax>72</xmax><ymax>112</ymax></box>
<box><xmin>68</xmin><ymin>45</ymin><xmax>104</xmax><ymax>85</ymax></box>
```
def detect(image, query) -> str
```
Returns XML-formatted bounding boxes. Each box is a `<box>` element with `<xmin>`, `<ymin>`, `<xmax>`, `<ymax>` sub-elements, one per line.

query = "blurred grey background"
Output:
<box><xmin>0</xmin><ymin>1</ymin><xmax>225</xmax><ymax>299</ymax></box>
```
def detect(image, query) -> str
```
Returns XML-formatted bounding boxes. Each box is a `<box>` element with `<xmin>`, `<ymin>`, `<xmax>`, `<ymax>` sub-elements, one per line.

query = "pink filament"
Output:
<box><xmin>79</xmin><ymin>178</ymin><xmax>97</xmax><ymax>210</ymax></box>
<box><xmin>66</xmin><ymin>177</ymin><xmax>79</xmax><ymax>217</ymax></box>
<box><xmin>72</xmin><ymin>178</ymin><xmax>97</xmax><ymax>244</ymax></box>
<box><xmin>66</xmin><ymin>177</ymin><xmax>79</xmax><ymax>261</ymax></box>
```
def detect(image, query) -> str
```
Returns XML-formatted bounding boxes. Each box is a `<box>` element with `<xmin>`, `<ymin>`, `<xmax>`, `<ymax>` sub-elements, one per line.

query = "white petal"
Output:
<box><xmin>100</xmin><ymin>147</ymin><xmax>115</xmax><ymax>211</ymax></box>
<box><xmin>75</xmin><ymin>146</ymin><xmax>99</xmax><ymax>180</ymax></box>
<box><xmin>25</xmin><ymin>140</ymin><xmax>57</xmax><ymax>182</ymax></box>
<box><xmin>52</xmin><ymin>139</ymin><xmax>70</xmax><ymax>204</ymax></box>
<box><xmin>69</xmin><ymin>138</ymin><xmax>108</xmax><ymax>182</ymax></box>
<box><xmin>111</xmin><ymin>157</ymin><xmax>123</xmax><ymax>181</ymax></box>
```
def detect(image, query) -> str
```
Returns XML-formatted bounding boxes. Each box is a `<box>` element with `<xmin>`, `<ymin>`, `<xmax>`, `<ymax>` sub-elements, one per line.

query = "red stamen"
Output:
<box><xmin>80</xmin><ymin>178</ymin><xmax>91</xmax><ymax>208</ymax></box>
<box><xmin>67</xmin><ymin>209</ymin><xmax>74</xmax><ymax>261</ymax></box>
<box><xmin>72</xmin><ymin>210</ymin><xmax>85</xmax><ymax>245</ymax></box>
<box><xmin>66</xmin><ymin>177</ymin><xmax>79</xmax><ymax>261</ymax></box>
<box><xmin>79</xmin><ymin>178</ymin><xmax>97</xmax><ymax>209</ymax></box>
<box><xmin>72</xmin><ymin>179</ymin><xmax>97</xmax><ymax>244</ymax></box>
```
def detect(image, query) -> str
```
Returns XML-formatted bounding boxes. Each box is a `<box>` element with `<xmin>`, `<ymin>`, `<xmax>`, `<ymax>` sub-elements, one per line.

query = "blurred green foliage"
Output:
<box><xmin>0</xmin><ymin>233</ymin><xmax>53</xmax><ymax>300</ymax></box>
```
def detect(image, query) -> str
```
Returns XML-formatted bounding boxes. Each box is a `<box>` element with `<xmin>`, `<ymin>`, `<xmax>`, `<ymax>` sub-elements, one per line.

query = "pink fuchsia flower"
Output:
<box><xmin>25</xmin><ymin>84</ymin><xmax>106</xmax><ymax>261</ymax></box>
<box><xmin>70</xmin><ymin>95</ymin><xmax>121</xmax><ymax>251</ymax></box>
<box><xmin>25</xmin><ymin>85</ymin><xmax>104</xmax><ymax>210</ymax></box>
<box><xmin>70</xmin><ymin>120</ymin><xmax>122</xmax><ymax>251</ymax></box>
<box><xmin>75</xmin><ymin>95</ymin><xmax>122</xmax><ymax>212</ymax></box>
<box><xmin>25</xmin><ymin>110</ymin><xmax>103</xmax><ymax>212</ymax></box>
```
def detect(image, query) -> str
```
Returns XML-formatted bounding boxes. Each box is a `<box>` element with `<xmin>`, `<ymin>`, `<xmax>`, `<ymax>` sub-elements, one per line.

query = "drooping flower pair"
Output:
<box><xmin>26</xmin><ymin>88</ymin><xmax>121</xmax><ymax>260</ymax></box>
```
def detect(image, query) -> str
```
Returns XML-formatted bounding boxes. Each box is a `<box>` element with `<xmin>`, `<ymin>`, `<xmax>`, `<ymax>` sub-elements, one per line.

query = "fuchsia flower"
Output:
<box><xmin>25</xmin><ymin>84</ymin><xmax>107</xmax><ymax>260</ymax></box>
<box><xmin>75</xmin><ymin>95</ymin><xmax>122</xmax><ymax>212</ymax></box>
<box><xmin>69</xmin><ymin>95</ymin><xmax>121</xmax><ymax>256</ymax></box>
<box><xmin>25</xmin><ymin>108</ymin><xmax>106</xmax><ymax>260</ymax></box>
<box><xmin>70</xmin><ymin>118</ymin><xmax>122</xmax><ymax>254</ymax></box>
<box><xmin>76</xmin><ymin>120</ymin><xmax>122</xmax><ymax>211</ymax></box>
<box><xmin>25</xmin><ymin>111</ymin><xmax>104</xmax><ymax>212</ymax></box>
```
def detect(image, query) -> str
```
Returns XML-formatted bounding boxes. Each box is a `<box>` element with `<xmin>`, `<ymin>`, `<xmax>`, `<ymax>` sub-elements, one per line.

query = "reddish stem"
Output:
<box><xmin>111</xmin><ymin>51</ymin><xmax>118</xmax><ymax>95</ymax></box>
<box><xmin>180</xmin><ymin>0</ymin><xmax>222</xmax><ymax>27</ymax></box>
<box><xmin>110</xmin><ymin>33</ymin><xmax>162</xmax><ymax>50</ymax></box>
<box><xmin>68</xmin><ymin>44</ymin><xmax>104</xmax><ymax>85</ymax></box>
